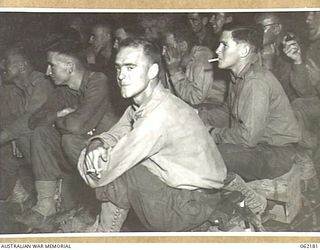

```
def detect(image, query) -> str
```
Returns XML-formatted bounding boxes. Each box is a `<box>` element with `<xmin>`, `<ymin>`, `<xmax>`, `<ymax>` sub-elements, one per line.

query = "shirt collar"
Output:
<box><xmin>231</xmin><ymin>54</ymin><xmax>259</xmax><ymax>84</ymax></box>
<box><xmin>132</xmin><ymin>82</ymin><xmax>168</xmax><ymax>120</ymax></box>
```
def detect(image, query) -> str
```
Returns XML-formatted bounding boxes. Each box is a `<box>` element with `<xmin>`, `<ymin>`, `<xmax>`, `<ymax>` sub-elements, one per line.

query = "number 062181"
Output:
<box><xmin>300</xmin><ymin>244</ymin><xmax>318</xmax><ymax>248</ymax></box>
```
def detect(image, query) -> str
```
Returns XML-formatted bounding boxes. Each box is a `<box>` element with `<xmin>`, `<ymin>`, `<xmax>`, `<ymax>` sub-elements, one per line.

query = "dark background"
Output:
<box><xmin>0</xmin><ymin>11</ymin><xmax>309</xmax><ymax>72</ymax></box>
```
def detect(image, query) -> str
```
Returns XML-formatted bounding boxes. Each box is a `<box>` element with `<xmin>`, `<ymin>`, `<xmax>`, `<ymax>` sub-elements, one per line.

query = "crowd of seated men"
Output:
<box><xmin>0</xmin><ymin>11</ymin><xmax>319</xmax><ymax>233</ymax></box>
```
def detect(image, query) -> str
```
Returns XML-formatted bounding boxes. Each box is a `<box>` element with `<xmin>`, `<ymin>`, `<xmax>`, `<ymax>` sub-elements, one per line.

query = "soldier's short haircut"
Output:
<box><xmin>223</xmin><ymin>23</ymin><xmax>263</xmax><ymax>52</ymax></box>
<box><xmin>119</xmin><ymin>37</ymin><xmax>162</xmax><ymax>66</ymax></box>
<box><xmin>46</xmin><ymin>38</ymin><xmax>86</xmax><ymax>65</ymax></box>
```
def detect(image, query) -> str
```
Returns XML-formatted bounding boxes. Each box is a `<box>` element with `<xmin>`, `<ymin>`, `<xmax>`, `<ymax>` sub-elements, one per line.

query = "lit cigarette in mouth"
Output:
<box><xmin>208</xmin><ymin>58</ymin><xmax>219</xmax><ymax>63</ymax></box>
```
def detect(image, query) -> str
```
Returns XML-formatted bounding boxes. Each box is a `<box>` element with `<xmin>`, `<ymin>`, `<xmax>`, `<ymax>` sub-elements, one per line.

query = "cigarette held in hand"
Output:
<box><xmin>208</xmin><ymin>58</ymin><xmax>219</xmax><ymax>63</ymax></box>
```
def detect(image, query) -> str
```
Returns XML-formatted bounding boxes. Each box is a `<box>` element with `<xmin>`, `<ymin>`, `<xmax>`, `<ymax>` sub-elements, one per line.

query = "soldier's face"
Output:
<box><xmin>115</xmin><ymin>46</ymin><xmax>152</xmax><ymax>100</ymax></box>
<box><xmin>306</xmin><ymin>12</ymin><xmax>320</xmax><ymax>41</ymax></box>
<box><xmin>46</xmin><ymin>52</ymin><xmax>71</xmax><ymax>86</ymax></box>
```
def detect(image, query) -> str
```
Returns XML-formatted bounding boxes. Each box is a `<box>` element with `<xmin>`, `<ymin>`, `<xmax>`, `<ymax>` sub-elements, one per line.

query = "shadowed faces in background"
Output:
<box><xmin>88</xmin><ymin>24</ymin><xmax>112</xmax><ymax>55</ymax></box>
<box><xmin>187</xmin><ymin>13</ymin><xmax>208</xmax><ymax>34</ymax></box>
<box><xmin>255</xmin><ymin>13</ymin><xmax>282</xmax><ymax>46</ymax></box>
<box><xmin>209</xmin><ymin>13</ymin><xmax>233</xmax><ymax>35</ymax></box>
<box><xmin>3</xmin><ymin>51</ymin><xmax>30</xmax><ymax>83</ymax></box>
<box><xmin>306</xmin><ymin>11</ymin><xmax>320</xmax><ymax>41</ymax></box>
<box><xmin>113</xmin><ymin>28</ymin><xmax>129</xmax><ymax>51</ymax></box>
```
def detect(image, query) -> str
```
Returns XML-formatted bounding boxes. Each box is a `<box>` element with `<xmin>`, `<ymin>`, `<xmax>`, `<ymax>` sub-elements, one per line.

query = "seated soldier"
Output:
<box><xmin>207</xmin><ymin>12</ymin><xmax>234</xmax><ymax>102</ymax></box>
<box><xmin>162</xmin><ymin>23</ymin><xmax>214</xmax><ymax>107</ymax></box>
<box><xmin>208</xmin><ymin>24</ymin><xmax>301</xmax><ymax>182</ymax></box>
<box><xmin>282</xmin><ymin>11</ymin><xmax>320</xmax><ymax>152</ymax></box>
<box><xmin>198</xmin><ymin>12</ymin><xmax>235</xmax><ymax>127</ymax></box>
<box><xmin>0</xmin><ymin>78</ymin><xmax>26</xmax><ymax>201</ymax></box>
<box><xmin>86</xmin><ymin>22</ymin><xmax>114</xmax><ymax>74</ymax></box>
<box><xmin>255</xmin><ymin>12</ymin><xmax>301</xmax><ymax>102</ymax></box>
<box><xmin>255</xmin><ymin>12</ymin><xmax>318</xmax><ymax>188</ymax></box>
<box><xmin>187</xmin><ymin>13</ymin><xmax>216</xmax><ymax>52</ymax></box>
<box><xmin>16</xmin><ymin>39</ymin><xmax>118</xmax><ymax>229</ymax></box>
<box><xmin>0</xmin><ymin>47</ymin><xmax>54</xmax><ymax>203</ymax></box>
<box><xmin>77</xmin><ymin>37</ymin><xmax>267</xmax><ymax>232</ymax></box>
<box><xmin>87</xmin><ymin>21</ymin><xmax>130</xmax><ymax>117</ymax></box>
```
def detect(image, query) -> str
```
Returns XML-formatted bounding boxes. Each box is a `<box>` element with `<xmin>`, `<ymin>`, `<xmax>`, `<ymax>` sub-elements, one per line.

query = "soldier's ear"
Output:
<box><xmin>147</xmin><ymin>63</ymin><xmax>159</xmax><ymax>80</ymax></box>
<box><xmin>239</xmin><ymin>43</ymin><xmax>251</xmax><ymax>58</ymax></box>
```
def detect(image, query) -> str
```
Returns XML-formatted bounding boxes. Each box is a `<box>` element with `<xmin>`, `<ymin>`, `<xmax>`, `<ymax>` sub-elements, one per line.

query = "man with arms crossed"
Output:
<box><xmin>78</xmin><ymin>37</ymin><xmax>266</xmax><ymax>232</ymax></box>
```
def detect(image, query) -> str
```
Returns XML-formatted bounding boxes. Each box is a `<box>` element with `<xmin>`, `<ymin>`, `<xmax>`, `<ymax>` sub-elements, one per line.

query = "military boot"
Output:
<box><xmin>95</xmin><ymin>202</ymin><xmax>129</xmax><ymax>232</ymax></box>
<box><xmin>15</xmin><ymin>180</ymin><xmax>57</xmax><ymax>229</ymax></box>
<box><xmin>223</xmin><ymin>173</ymin><xmax>267</xmax><ymax>215</ymax></box>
